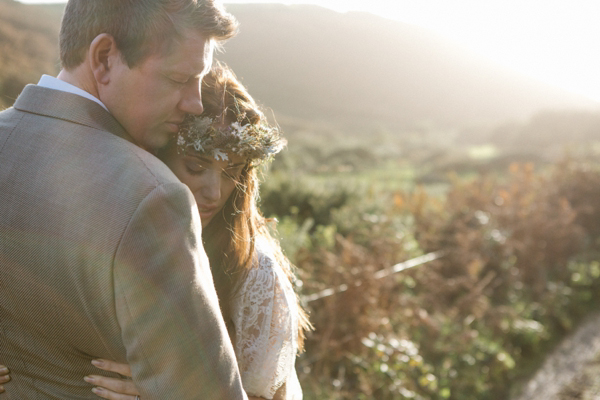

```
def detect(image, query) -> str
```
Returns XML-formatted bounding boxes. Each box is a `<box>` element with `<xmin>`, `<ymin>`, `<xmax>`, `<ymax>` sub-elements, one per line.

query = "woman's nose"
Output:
<box><xmin>197</xmin><ymin>170</ymin><xmax>221</xmax><ymax>202</ymax></box>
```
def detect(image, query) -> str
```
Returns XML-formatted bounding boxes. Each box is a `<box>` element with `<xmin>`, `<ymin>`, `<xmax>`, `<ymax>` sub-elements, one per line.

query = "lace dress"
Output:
<box><xmin>230</xmin><ymin>237</ymin><xmax>302</xmax><ymax>400</ymax></box>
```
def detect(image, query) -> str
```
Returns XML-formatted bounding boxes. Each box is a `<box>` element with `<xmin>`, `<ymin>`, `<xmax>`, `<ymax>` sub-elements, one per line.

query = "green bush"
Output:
<box><xmin>260</xmin><ymin>171</ymin><xmax>358</xmax><ymax>229</ymax></box>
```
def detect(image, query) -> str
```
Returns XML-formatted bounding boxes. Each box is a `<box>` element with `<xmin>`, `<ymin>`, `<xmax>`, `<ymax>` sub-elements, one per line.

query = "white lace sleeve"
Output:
<box><xmin>231</xmin><ymin>242</ymin><xmax>301</xmax><ymax>399</ymax></box>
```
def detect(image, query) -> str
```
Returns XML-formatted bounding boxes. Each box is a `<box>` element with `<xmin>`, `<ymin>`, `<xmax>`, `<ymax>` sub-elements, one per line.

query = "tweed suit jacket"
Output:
<box><xmin>0</xmin><ymin>85</ymin><xmax>246</xmax><ymax>399</ymax></box>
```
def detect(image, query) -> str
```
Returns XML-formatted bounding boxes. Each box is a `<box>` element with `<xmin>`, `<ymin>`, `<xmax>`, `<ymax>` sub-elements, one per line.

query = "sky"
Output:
<box><xmin>19</xmin><ymin>0</ymin><xmax>600</xmax><ymax>103</ymax></box>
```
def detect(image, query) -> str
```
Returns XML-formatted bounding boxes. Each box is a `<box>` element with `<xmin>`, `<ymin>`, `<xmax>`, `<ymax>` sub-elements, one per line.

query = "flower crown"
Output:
<box><xmin>176</xmin><ymin>114</ymin><xmax>286</xmax><ymax>165</ymax></box>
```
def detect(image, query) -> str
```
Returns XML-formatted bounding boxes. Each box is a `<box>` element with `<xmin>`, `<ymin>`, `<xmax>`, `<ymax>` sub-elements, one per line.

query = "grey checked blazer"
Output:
<box><xmin>0</xmin><ymin>85</ymin><xmax>246</xmax><ymax>399</ymax></box>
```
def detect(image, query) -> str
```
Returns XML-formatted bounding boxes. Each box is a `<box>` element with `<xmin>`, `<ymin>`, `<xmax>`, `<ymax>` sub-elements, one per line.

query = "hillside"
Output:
<box><xmin>0</xmin><ymin>0</ymin><xmax>597</xmax><ymax>132</ymax></box>
<box><xmin>218</xmin><ymin>4</ymin><xmax>597</xmax><ymax>132</ymax></box>
<box><xmin>0</xmin><ymin>0</ymin><xmax>63</xmax><ymax>107</ymax></box>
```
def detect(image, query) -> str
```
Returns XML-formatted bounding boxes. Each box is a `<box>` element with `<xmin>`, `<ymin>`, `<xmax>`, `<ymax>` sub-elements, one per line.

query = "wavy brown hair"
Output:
<box><xmin>198</xmin><ymin>63</ymin><xmax>312</xmax><ymax>350</ymax></box>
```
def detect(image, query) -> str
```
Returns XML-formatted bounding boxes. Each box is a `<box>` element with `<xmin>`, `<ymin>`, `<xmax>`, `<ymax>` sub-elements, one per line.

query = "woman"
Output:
<box><xmin>0</xmin><ymin>63</ymin><xmax>311</xmax><ymax>400</ymax></box>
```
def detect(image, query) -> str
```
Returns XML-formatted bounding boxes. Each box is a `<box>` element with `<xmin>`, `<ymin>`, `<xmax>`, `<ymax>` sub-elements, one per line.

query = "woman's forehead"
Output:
<box><xmin>185</xmin><ymin>149</ymin><xmax>247</xmax><ymax>166</ymax></box>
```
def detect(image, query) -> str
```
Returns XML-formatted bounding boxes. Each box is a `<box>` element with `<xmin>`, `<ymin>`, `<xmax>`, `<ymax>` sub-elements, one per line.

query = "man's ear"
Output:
<box><xmin>89</xmin><ymin>33</ymin><xmax>121</xmax><ymax>85</ymax></box>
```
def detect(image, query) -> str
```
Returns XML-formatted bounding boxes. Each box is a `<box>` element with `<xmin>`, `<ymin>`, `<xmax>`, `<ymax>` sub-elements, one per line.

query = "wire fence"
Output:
<box><xmin>301</xmin><ymin>251</ymin><xmax>445</xmax><ymax>303</ymax></box>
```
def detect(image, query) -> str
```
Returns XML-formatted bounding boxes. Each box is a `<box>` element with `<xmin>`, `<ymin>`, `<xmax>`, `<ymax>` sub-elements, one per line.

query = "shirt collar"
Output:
<box><xmin>37</xmin><ymin>74</ymin><xmax>109</xmax><ymax>112</ymax></box>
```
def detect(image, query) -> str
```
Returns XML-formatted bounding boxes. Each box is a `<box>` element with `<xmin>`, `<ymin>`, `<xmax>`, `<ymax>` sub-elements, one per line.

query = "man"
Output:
<box><xmin>0</xmin><ymin>0</ymin><xmax>247</xmax><ymax>398</ymax></box>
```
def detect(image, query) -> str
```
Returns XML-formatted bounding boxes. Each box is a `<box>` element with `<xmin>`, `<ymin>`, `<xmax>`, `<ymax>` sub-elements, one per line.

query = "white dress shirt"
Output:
<box><xmin>37</xmin><ymin>74</ymin><xmax>108</xmax><ymax>112</ymax></box>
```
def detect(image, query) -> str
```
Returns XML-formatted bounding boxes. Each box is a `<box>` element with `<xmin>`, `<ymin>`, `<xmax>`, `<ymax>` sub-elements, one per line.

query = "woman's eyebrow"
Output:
<box><xmin>185</xmin><ymin>152</ymin><xmax>212</xmax><ymax>163</ymax></box>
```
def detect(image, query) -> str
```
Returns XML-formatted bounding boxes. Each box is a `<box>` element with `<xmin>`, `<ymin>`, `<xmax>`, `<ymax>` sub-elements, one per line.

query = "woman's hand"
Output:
<box><xmin>2</xmin><ymin>361</ymin><xmax>266</xmax><ymax>399</ymax></box>
<box><xmin>0</xmin><ymin>365</ymin><xmax>10</xmax><ymax>393</ymax></box>
<box><xmin>84</xmin><ymin>359</ymin><xmax>140</xmax><ymax>399</ymax></box>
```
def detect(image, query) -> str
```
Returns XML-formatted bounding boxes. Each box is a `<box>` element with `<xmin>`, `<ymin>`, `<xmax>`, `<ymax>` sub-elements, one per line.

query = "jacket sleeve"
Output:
<box><xmin>113</xmin><ymin>182</ymin><xmax>247</xmax><ymax>400</ymax></box>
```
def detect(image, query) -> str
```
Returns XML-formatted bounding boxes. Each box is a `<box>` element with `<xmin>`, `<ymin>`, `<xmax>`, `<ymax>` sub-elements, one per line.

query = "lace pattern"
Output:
<box><xmin>231</xmin><ymin>237</ymin><xmax>301</xmax><ymax>399</ymax></box>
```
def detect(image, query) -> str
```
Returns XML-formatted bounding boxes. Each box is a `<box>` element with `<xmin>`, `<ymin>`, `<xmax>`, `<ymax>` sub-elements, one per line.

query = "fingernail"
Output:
<box><xmin>84</xmin><ymin>375</ymin><xmax>94</xmax><ymax>383</ymax></box>
<box><xmin>0</xmin><ymin>385</ymin><xmax>4</xmax><ymax>393</ymax></box>
<box><xmin>0</xmin><ymin>367</ymin><xmax>7</xmax><ymax>373</ymax></box>
<box><xmin>91</xmin><ymin>359</ymin><xmax>102</xmax><ymax>367</ymax></box>
<box><xmin>91</xmin><ymin>387</ymin><xmax>102</xmax><ymax>394</ymax></box>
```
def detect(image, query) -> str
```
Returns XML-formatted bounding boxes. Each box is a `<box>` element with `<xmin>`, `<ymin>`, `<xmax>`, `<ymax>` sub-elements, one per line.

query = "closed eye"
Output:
<box><xmin>185</xmin><ymin>161</ymin><xmax>207</xmax><ymax>175</ymax></box>
<box><xmin>170</xmin><ymin>77</ymin><xmax>189</xmax><ymax>85</ymax></box>
<box><xmin>162</xmin><ymin>72</ymin><xmax>190</xmax><ymax>85</ymax></box>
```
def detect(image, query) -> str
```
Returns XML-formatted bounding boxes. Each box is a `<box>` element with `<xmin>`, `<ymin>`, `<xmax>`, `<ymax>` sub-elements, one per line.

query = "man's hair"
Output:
<box><xmin>59</xmin><ymin>0</ymin><xmax>238</xmax><ymax>69</ymax></box>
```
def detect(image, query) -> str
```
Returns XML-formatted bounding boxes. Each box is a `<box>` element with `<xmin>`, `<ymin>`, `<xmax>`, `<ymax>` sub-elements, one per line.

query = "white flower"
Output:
<box><xmin>230</xmin><ymin>121</ymin><xmax>243</xmax><ymax>132</ymax></box>
<box><xmin>230</xmin><ymin>122</ymin><xmax>251</xmax><ymax>137</ymax></box>
<box><xmin>192</xmin><ymin>140</ymin><xmax>205</xmax><ymax>153</ymax></box>
<box><xmin>213</xmin><ymin>148</ymin><xmax>229</xmax><ymax>161</ymax></box>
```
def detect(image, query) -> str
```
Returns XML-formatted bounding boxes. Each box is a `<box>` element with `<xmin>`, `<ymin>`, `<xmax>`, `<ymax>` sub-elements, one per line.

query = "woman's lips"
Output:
<box><xmin>198</xmin><ymin>205</ymin><xmax>219</xmax><ymax>220</ymax></box>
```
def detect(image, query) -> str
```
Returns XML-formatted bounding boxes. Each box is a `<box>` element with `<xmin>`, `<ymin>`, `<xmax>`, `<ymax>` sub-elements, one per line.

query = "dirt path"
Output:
<box><xmin>512</xmin><ymin>312</ymin><xmax>600</xmax><ymax>400</ymax></box>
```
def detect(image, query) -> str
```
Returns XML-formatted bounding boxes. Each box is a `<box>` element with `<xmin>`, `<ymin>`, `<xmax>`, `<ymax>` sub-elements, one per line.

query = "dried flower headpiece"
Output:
<box><xmin>176</xmin><ymin>114</ymin><xmax>286</xmax><ymax>166</ymax></box>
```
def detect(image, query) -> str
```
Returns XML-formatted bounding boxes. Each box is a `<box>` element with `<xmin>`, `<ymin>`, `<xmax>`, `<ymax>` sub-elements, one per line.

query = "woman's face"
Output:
<box><xmin>161</xmin><ymin>145</ymin><xmax>247</xmax><ymax>227</ymax></box>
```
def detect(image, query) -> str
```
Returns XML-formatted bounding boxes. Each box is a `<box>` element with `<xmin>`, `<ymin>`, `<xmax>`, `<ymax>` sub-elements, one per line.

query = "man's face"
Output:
<box><xmin>101</xmin><ymin>31</ymin><xmax>213</xmax><ymax>152</ymax></box>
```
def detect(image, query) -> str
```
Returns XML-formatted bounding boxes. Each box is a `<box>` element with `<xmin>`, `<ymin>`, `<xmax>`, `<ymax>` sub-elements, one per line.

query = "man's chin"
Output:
<box><xmin>135</xmin><ymin>134</ymin><xmax>171</xmax><ymax>154</ymax></box>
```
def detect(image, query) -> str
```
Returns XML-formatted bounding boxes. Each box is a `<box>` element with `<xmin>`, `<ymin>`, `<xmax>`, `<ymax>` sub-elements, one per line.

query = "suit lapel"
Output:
<box><xmin>13</xmin><ymin>84</ymin><xmax>135</xmax><ymax>144</ymax></box>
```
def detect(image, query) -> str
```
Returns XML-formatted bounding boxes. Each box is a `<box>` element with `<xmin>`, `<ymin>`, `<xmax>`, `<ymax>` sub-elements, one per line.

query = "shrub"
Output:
<box><xmin>294</xmin><ymin>161</ymin><xmax>600</xmax><ymax>399</ymax></box>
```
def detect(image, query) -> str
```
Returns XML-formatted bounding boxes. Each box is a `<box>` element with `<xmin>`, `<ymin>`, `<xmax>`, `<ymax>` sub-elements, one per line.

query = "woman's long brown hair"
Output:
<box><xmin>200</xmin><ymin>63</ymin><xmax>312</xmax><ymax>350</ymax></box>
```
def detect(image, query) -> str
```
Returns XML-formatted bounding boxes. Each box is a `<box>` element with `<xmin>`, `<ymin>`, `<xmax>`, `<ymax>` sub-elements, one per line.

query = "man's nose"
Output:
<box><xmin>179</xmin><ymin>79</ymin><xmax>204</xmax><ymax>116</ymax></box>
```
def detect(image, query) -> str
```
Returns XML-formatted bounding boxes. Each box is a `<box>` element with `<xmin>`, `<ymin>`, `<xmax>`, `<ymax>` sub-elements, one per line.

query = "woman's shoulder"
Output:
<box><xmin>231</xmin><ymin>236</ymin><xmax>299</xmax><ymax>342</ymax></box>
<box><xmin>249</xmin><ymin>236</ymin><xmax>284</xmax><ymax>277</ymax></box>
<box><xmin>237</xmin><ymin>235</ymin><xmax>295</xmax><ymax>299</ymax></box>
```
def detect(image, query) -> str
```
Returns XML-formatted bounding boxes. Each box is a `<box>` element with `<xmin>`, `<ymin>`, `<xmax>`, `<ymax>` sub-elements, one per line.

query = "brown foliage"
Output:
<box><xmin>298</xmin><ymin>161</ymin><xmax>600</xmax><ymax>399</ymax></box>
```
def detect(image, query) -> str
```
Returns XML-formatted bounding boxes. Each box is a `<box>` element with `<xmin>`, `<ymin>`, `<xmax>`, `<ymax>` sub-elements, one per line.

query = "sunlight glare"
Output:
<box><xmin>364</xmin><ymin>0</ymin><xmax>600</xmax><ymax>103</ymax></box>
<box><xmin>229</xmin><ymin>0</ymin><xmax>600</xmax><ymax>103</ymax></box>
